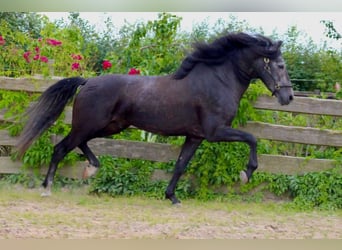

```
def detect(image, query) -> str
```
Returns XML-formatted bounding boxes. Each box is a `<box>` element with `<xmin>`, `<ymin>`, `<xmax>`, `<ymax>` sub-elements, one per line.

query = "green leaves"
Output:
<box><xmin>288</xmin><ymin>171</ymin><xmax>342</xmax><ymax>210</ymax></box>
<box><xmin>89</xmin><ymin>156</ymin><xmax>153</xmax><ymax>197</ymax></box>
<box><xmin>282</xmin><ymin>24</ymin><xmax>342</xmax><ymax>92</ymax></box>
<box><xmin>321</xmin><ymin>20</ymin><xmax>342</xmax><ymax>40</ymax></box>
<box><xmin>104</xmin><ymin>13</ymin><xmax>184</xmax><ymax>76</ymax></box>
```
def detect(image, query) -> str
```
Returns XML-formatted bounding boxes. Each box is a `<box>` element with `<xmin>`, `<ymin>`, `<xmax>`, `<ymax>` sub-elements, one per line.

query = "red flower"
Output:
<box><xmin>71</xmin><ymin>54</ymin><xmax>83</xmax><ymax>60</ymax></box>
<box><xmin>23</xmin><ymin>51</ymin><xmax>31</xmax><ymax>63</ymax></box>
<box><xmin>40</xmin><ymin>56</ymin><xmax>48</xmax><ymax>63</ymax></box>
<box><xmin>102</xmin><ymin>60</ymin><xmax>112</xmax><ymax>70</ymax></box>
<box><xmin>71</xmin><ymin>62</ymin><xmax>80</xmax><ymax>71</ymax></box>
<box><xmin>46</xmin><ymin>38</ymin><xmax>62</xmax><ymax>46</ymax></box>
<box><xmin>128</xmin><ymin>68</ymin><xmax>141</xmax><ymax>75</ymax></box>
<box><xmin>33</xmin><ymin>54</ymin><xmax>40</xmax><ymax>61</ymax></box>
<box><xmin>35</xmin><ymin>47</ymin><xmax>40</xmax><ymax>53</ymax></box>
<box><xmin>0</xmin><ymin>35</ymin><xmax>5</xmax><ymax>46</ymax></box>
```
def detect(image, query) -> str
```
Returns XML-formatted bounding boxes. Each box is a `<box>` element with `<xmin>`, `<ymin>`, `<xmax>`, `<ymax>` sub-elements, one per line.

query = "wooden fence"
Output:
<box><xmin>0</xmin><ymin>76</ymin><xmax>341</xmax><ymax>179</ymax></box>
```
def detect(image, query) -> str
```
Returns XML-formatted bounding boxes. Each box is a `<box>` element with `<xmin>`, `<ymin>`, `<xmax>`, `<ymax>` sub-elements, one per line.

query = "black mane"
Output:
<box><xmin>173</xmin><ymin>32</ymin><xmax>281</xmax><ymax>80</ymax></box>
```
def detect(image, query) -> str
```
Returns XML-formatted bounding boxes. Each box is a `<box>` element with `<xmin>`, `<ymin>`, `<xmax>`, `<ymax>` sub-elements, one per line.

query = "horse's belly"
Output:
<box><xmin>128</xmin><ymin>107</ymin><xmax>202</xmax><ymax>136</ymax></box>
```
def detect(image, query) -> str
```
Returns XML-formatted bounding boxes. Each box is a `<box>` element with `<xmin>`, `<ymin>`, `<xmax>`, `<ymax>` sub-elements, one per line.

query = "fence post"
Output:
<box><xmin>48</xmin><ymin>59</ymin><xmax>55</xmax><ymax>76</ymax></box>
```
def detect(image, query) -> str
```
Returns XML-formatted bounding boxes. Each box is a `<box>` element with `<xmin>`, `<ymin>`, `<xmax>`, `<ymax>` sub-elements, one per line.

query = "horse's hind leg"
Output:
<box><xmin>79</xmin><ymin>142</ymin><xmax>100</xmax><ymax>179</ymax></box>
<box><xmin>79</xmin><ymin>122</ymin><xmax>130</xmax><ymax>179</ymax></box>
<box><xmin>41</xmin><ymin>132</ymin><xmax>85</xmax><ymax>196</ymax></box>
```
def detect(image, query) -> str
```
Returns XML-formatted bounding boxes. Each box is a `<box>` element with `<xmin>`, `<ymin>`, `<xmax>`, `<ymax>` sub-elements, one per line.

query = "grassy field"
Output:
<box><xmin>0</xmin><ymin>183</ymin><xmax>341</xmax><ymax>239</ymax></box>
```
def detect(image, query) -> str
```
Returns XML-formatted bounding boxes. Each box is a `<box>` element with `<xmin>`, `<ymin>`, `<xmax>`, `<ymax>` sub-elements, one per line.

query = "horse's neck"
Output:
<box><xmin>215</xmin><ymin>61</ymin><xmax>251</xmax><ymax>90</ymax></box>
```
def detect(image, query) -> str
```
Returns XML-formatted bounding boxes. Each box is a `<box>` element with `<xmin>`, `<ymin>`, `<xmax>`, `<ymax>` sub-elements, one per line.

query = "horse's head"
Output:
<box><xmin>253</xmin><ymin>41</ymin><xmax>294</xmax><ymax>105</ymax></box>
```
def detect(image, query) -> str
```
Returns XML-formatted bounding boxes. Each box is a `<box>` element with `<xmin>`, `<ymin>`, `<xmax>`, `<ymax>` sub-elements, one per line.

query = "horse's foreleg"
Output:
<box><xmin>165</xmin><ymin>136</ymin><xmax>202</xmax><ymax>205</ymax></box>
<box><xmin>79</xmin><ymin>142</ymin><xmax>100</xmax><ymax>179</ymax></box>
<box><xmin>206</xmin><ymin>126</ymin><xmax>258</xmax><ymax>183</ymax></box>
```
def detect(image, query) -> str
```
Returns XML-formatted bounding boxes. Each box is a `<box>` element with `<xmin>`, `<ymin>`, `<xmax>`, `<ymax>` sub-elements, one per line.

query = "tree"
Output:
<box><xmin>321</xmin><ymin>20</ymin><xmax>341</xmax><ymax>40</ymax></box>
<box><xmin>0</xmin><ymin>12</ymin><xmax>47</xmax><ymax>39</ymax></box>
<box><xmin>281</xmin><ymin>25</ymin><xmax>342</xmax><ymax>92</ymax></box>
<box><xmin>105</xmin><ymin>12</ymin><xmax>184</xmax><ymax>75</ymax></box>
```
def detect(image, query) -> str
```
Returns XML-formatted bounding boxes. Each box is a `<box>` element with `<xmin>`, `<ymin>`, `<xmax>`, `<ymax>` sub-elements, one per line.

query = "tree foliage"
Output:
<box><xmin>321</xmin><ymin>20</ymin><xmax>342</xmax><ymax>40</ymax></box>
<box><xmin>281</xmin><ymin>26</ymin><xmax>342</xmax><ymax>91</ymax></box>
<box><xmin>0</xmin><ymin>12</ymin><xmax>47</xmax><ymax>38</ymax></box>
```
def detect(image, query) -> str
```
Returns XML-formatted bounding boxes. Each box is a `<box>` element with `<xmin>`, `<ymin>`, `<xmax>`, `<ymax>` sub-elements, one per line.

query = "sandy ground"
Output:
<box><xmin>0</xmin><ymin>186</ymin><xmax>341</xmax><ymax>239</ymax></box>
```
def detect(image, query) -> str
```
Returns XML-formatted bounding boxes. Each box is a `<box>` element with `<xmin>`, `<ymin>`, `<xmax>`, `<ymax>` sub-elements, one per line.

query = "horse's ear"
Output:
<box><xmin>269</xmin><ymin>41</ymin><xmax>282</xmax><ymax>52</ymax></box>
<box><xmin>276</xmin><ymin>40</ymin><xmax>283</xmax><ymax>48</ymax></box>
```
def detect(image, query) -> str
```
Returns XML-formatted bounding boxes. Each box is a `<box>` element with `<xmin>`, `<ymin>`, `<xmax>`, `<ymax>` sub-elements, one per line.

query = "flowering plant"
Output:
<box><xmin>0</xmin><ymin>35</ymin><xmax>5</xmax><ymax>46</ymax></box>
<box><xmin>0</xmin><ymin>21</ymin><xmax>91</xmax><ymax>77</ymax></box>
<box><xmin>102</xmin><ymin>60</ymin><xmax>112</xmax><ymax>71</ymax></box>
<box><xmin>128</xmin><ymin>68</ymin><xmax>141</xmax><ymax>75</ymax></box>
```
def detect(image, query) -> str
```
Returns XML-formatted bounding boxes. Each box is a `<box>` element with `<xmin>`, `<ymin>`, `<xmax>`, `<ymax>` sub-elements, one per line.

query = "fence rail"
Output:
<box><xmin>0</xmin><ymin>77</ymin><xmax>341</xmax><ymax>178</ymax></box>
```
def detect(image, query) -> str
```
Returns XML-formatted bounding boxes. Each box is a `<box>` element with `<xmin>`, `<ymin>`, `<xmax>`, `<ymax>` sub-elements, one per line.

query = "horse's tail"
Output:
<box><xmin>16</xmin><ymin>76</ymin><xmax>87</xmax><ymax>157</ymax></box>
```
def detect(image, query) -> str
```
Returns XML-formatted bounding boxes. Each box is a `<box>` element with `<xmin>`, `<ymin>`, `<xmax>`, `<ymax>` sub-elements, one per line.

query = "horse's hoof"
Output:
<box><xmin>82</xmin><ymin>164</ymin><xmax>98</xmax><ymax>179</ymax></box>
<box><xmin>240</xmin><ymin>170</ymin><xmax>249</xmax><ymax>184</ymax></box>
<box><xmin>173</xmin><ymin>202</ymin><xmax>182</xmax><ymax>207</ymax></box>
<box><xmin>41</xmin><ymin>190</ymin><xmax>51</xmax><ymax>197</ymax></box>
<box><xmin>166</xmin><ymin>193</ymin><xmax>182</xmax><ymax>206</ymax></box>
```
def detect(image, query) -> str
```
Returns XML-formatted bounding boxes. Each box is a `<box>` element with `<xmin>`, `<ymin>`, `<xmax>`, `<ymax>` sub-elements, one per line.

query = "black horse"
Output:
<box><xmin>17</xmin><ymin>32</ymin><xmax>293</xmax><ymax>204</ymax></box>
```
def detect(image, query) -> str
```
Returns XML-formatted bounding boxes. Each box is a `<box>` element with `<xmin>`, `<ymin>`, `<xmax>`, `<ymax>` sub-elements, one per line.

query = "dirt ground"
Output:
<box><xmin>0</xmin><ymin>186</ymin><xmax>341</xmax><ymax>239</ymax></box>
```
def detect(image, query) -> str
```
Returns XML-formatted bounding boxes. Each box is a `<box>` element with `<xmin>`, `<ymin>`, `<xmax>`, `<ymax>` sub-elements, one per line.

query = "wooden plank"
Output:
<box><xmin>0</xmin><ymin>130</ymin><xmax>16</xmax><ymax>146</ymax></box>
<box><xmin>1</xmin><ymin>154</ymin><xmax>337</xmax><ymax>180</ymax></box>
<box><xmin>240</xmin><ymin>121</ymin><xmax>342</xmax><ymax>147</ymax></box>
<box><xmin>0</xmin><ymin>76</ymin><xmax>61</xmax><ymax>93</ymax></box>
<box><xmin>0</xmin><ymin>157</ymin><xmax>22</xmax><ymax>174</ymax></box>
<box><xmin>152</xmin><ymin>155</ymin><xmax>337</xmax><ymax>177</ymax></box>
<box><xmin>0</xmin><ymin>156</ymin><xmax>85</xmax><ymax>179</ymax></box>
<box><xmin>75</xmin><ymin>137</ymin><xmax>181</xmax><ymax>163</ymax></box>
<box><xmin>2</xmin><ymin>77</ymin><xmax>341</xmax><ymax>117</ymax></box>
<box><xmin>64</xmin><ymin>107</ymin><xmax>73</xmax><ymax>124</ymax></box>
<box><xmin>2</xmin><ymin>120</ymin><xmax>342</xmax><ymax>159</ymax></box>
<box><xmin>5</xmin><ymin>96</ymin><xmax>342</xmax><ymax>123</ymax></box>
<box><xmin>0</xmin><ymin>109</ymin><xmax>6</xmax><ymax>123</ymax></box>
<box><xmin>0</xmin><ymin>107</ymin><xmax>72</xmax><ymax>124</ymax></box>
<box><xmin>293</xmin><ymin>90</ymin><xmax>336</xmax><ymax>98</ymax></box>
<box><xmin>3</xmin><ymin>97</ymin><xmax>341</xmax><ymax>126</ymax></box>
<box><xmin>1</xmin><ymin>130</ymin><xmax>181</xmax><ymax>163</ymax></box>
<box><xmin>253</xmin><ymin>95</ymin><xmax>342</xmax><ymax>117</ymax></box>
<box><xmin>57</xmin><ymin>162</ymin><xmax>86</xmax><ymax>179</ymax></box>
<box><xmin>257</xmin><ymin>154</ymin><xmax>337</xmax><ymax>175</ymax></box>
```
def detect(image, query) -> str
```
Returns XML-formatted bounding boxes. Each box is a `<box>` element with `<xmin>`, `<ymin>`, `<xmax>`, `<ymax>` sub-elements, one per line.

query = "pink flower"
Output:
<box><xmin>72</xmin><ymin>54</ymin><xmax>83</xmax><ymax>60</ymax></box>
<box><xmin>35</xmin><ymin>46</ymin><xmax>40</xmax><ymax>53</ymax></box>
<box><xmin>128</xmin><ymin>68</ymin><xmax>140</xmax><ymax>75</ymax></box>
<box><xmin>0</xmin><ymin>35</ymin><xmax>5</xmax><ymax>46</ymax></box>
<box><xmin>23</xmin><ymin>51</ymin><xmax>31</xmax><ymax>63</ymax></box>
<box><xmin>71</xmin><ymin>62</ymin><xmax>80</xmax><ymax>71</ymax></box>
<box><xmin>102</xmin><ymin>60</ymin><xmax>112</xmax><ymax>70</ymax></box>
<box><xmin>33</xmin><ymin>54</ymin><xmax>40</xmax><ymax>61</ymax></box>
<box><xmin>46</xmin><ymin>38</ymin><xmax>62</xmax><ymax>46</ymax></box>
<box><xmin>40</xmin><ymin>56</ymin><xmax>48</xmax><ymax>63</ymax></box>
